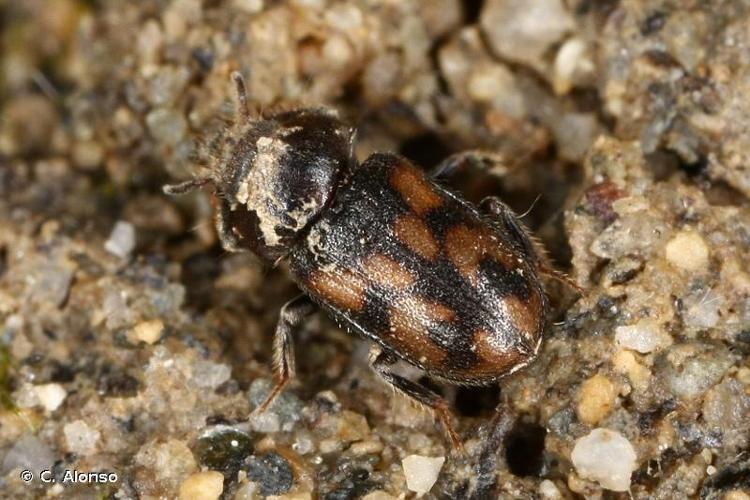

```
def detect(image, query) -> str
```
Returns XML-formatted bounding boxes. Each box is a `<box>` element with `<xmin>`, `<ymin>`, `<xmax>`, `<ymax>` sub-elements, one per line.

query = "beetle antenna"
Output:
<box><xmin>163</xmin><ymin>177</ymin><xmax>212</xmax><ymax>195</ymax></box>
<box><xmin>519</xmin><ymin>193</ymin><xmax>542</xmax><ymax>219</ymax></box>
<box><xmin>231</xmin><ymin>71</ymin><xmax>251</xmax><ymax>121</ymax></box>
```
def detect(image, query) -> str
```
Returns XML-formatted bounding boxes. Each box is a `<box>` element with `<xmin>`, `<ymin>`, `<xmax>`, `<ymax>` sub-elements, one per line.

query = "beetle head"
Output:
<box><xmin>164</xmin><ymin>72</ymin><xmax>354</xmax><ymax>262</ymax></box>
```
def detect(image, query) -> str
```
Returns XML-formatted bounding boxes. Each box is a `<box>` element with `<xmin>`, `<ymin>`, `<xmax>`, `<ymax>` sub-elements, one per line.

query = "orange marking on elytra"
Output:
<box><xmin>486</xmin><ymin>235</ymin><xmax>520</xmax><ymax>270</ymax></box>
<box><xmin>445</xmin><ymin>224</ymin><xmax>520</xmax><ymax>285</ymax></box>
<box><xmin>308</xmin><ymin>267</ymin><xmax>367</xmax><ymax>311</ymax></box>
<box><xmin>500</xmin><ymin>292</ymin><xmax>543</xmax><ymax>350</ymax></box>
<box><xmin>362</xmin><ymin>254</ymin><xmax>416</xmax><ymax>290</ymax></box>
<box><xmin>445</xmin><ymin>224</ymin><xmax>484</xmax><ymax>285</ymax></box>
<box><xmin>390</xmin><ymin>162</ymin><xmax>443</xmax><ymax>215</ymax></box>
<box><xmin>385</xmin><ymin>306</ymin><xmax>447</xmax><ymax>368</ymax></box>
<box><xmin>387</xmin><ymin>295</ymin><xmax>455</xmax><ymax>367</ymax></box>
<box><xmin>469</xmin><ymin>328</ymin><xmax>527</xmax><ymax>379</ymax></box>
<box><xmin>394</xmin><ymin>215</ymin><xmax>439</xmax><ymax>260</ymax></box>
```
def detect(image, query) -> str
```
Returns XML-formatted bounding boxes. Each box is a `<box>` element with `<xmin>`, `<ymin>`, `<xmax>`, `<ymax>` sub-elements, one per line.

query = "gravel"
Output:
<box><xmin>571</xmin><ymin>428</ymin><xmax>638</xmax><ymax>492</ymax></box>
<box><xmin>247</xmin><ymin>452</ymin><xmax>295</xmax><ymax>496</ymax></box>
<box><xmin>105</xmin><ymin>220</ymin><xmax>137</xmax><ymax>259</ymax></box>
<box><xmin>401</xmin><ymin>455</ymin><xmax>445</xmax><ymax>496</ymax></box>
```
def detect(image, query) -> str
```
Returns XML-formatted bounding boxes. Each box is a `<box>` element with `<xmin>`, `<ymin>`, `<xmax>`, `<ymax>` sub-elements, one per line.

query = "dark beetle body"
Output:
<box><xmin>290</xmin><ymin>153</ymin><xmax>547</xmax><ymax>384</ymax></box>
<box><xmin>165</xmin><ymin>73</ymin><xmax>554</xmax><ymax>449</ymax></box>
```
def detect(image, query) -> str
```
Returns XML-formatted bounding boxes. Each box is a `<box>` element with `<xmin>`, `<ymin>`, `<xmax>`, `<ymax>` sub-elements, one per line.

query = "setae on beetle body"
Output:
<box><xmin>165</xmin><ymin>73</ymin><xmax>561</xmax><ymax>449</ymax></box>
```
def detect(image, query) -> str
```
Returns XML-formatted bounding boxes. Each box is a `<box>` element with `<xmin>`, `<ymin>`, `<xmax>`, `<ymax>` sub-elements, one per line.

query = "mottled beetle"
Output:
<box><xmin>165</xmin><ymin>73</ymin><xmax>577</xmax><ymax>449</ymax></box>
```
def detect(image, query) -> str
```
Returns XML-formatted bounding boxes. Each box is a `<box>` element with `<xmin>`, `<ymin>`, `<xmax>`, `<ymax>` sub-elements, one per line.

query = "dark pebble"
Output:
<box><xmin>192</xmin><ymin>427</ymin><xmax>253</xmax><ymax>474</ymax></box>
<box><xmin>246</xmin><ymin>452</ymin><xmax>294</xmax><ymax>496</ymax></box>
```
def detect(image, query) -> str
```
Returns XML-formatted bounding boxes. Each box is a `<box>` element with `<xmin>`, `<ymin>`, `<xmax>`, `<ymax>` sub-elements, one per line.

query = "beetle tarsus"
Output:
<box><xmin>538</xmin><ymin>264</ymin><xmax>586</xmax><ymax>294</ymax></box>
<box><xmin>256</xmin><ymin>295</ymin><xmax>315</xmax><ymax>413</ymax></box>
<box><xmin>370</xmin><ymin>347</ymin><xmax>464</xmax><ymax>453</ymax></box>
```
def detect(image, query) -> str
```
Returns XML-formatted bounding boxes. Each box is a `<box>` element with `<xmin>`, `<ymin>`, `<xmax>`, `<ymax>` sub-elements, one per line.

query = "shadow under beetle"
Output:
<box><xmin>165</xmin><ymin>72</ymin><xmax>578</xmax><ymax>450</ymax></box>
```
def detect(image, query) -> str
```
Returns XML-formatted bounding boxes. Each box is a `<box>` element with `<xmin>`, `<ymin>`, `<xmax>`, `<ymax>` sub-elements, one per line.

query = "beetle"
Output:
<box><xmin>164</xmin><ymin>72</ymin><xmax>578</xmax><ymax>450</ymax></box>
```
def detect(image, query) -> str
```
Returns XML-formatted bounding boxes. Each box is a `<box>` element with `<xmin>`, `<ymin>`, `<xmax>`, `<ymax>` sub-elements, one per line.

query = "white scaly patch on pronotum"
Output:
<box><xmin>233</xmin><ymin>133</ymin><xmax>325</xmax><ymax>248</ymax></box>
<box><xmin>234</xmin><ymin>135</ymin><xmax>291</xmax><ymax>247</ymax></box>
<box><xmin>304</xmin><ymin>219</ymin><xmax>340</xmax><ymax>275</ymax></box>
<box><xmin>286</xmin><ymin>197</ymin><xmax>320</xmax><ymax>230</ymax></box>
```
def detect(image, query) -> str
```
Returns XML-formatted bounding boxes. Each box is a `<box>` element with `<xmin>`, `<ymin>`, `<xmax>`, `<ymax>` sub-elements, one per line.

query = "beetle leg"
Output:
<box><xmin>369</xmin><ymin>346</ymin><xmax>463</xmax><ymax>452</ymax></box>
<box><xmin>429</xmin><ymin>150</ymin><xmax>510</xmax><ymax>180</ymax></box>
<box><xmin>480</xmin><ymin>196</ymin><xmax>585</xmax><ymax>294</ymax></box>
<box><xmin>535</xmin><ymin>264</ymin><xmax>586</xmax><ymax>294</ymax></box>
<box><xmin>256</xmin><ymin>295</ymin><xmax>316</xmax><ymax>413</ymax></box>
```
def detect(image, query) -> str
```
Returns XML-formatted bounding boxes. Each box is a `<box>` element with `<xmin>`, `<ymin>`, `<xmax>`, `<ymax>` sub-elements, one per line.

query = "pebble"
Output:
<box><xmin>192</xmin><ymin>359</ymin><xmax>231</xmax><ymax>389</ymax></box>
<box><xmin>29</xmin><ymin>260</ymin><xmax>74</xmax><ymax>308</ymax></box>
<box><xmin>135</xmin><ymin>438</ymin><xmax>197</xmax><ymax>491</ymax></box>
<box><xmin>63</xmin><ymin>420</ymin><xmax>101</xmax><ymax>455</ymax></box>
<box><xmin>233</xmin><ymin>482</ymin><xmax>259</xmax><ymax>499</ymax></box>
<box><xmin>576</xmin><ymin>374</ymin><xmax>617</xmax><ymax>425</ymax></box>
<box><xmin>105</xmin><ymin>221</ymin><xmax>136</xmax><ymax>259</ymax></box>
<box><xmin>163</xmin><ymin>0</ymin><xmax>203</xmax><ymax>40</ymax></box>
<box><xmin>13</xmin><ymin>383</ymin><xmax>40</xmax><ymax>409</ymax></box>
<box><xmin>466</xmin><ymin>64</ymin><xmax>525</xmax><ymax>118</ymax></box>
<box><xmin>290</xmin><ymin>0</ymin><xmax>325</xmax><ymax>10</ymax></box>
<box><xmin>249</xmin><ymin>410</ymin><xmax>282</xmax><ymax>433</ymax></box>
<box><xmin>292</xmin><ymin>432</ymin><xmax>315</xmax><ymax>455</ymax></box>
<box><xmin>336</xmin><ymin>410</ymin><xmax>370</xmax><ymax>442</ymax></box>
<box><xmin>665</xmin><ymin>230</ymin><xmax>709</xmax><ymax>271</ymax></box>
<box><xmin>551</xmin><ymin>112</ymin><xmax>598</xmax><ymax>162</ymax></box>
<box><xmin>146</xmin><ymin>107</ymin><xmax>187</xmax><ymax>146</ymax></box>
<box><xmin>102</xmin><ymin>289</ymin><xmax>135</xmax><ymax>330</ymax></box>
<box><xmin>147</xmin><ymin>66</ymin><xmax>190</xmax><ymax>107</ymax></box>
<box><xmin>362</xmin><ymin>491</ymin><xmax>398</xmax><ymax>500</ymax></box>
<box><xmin>613</xmin><ymin>350</ymin><xmax>650</xmax><ymax>392</ymax></box>
<box><xmin>322</xmin><ymin>36</ymin><xmax>353</xmax><ymax>68</ymax></box>
<box><xmin>138</xmin><ymin>19</ymin><xmax>163</xmax><ymax>64</ymax></box>
<box><xmin>683</xmin><ymin>288</ymin><xmax>723</xmax><ymax>329</ymax></box>
<box><xmin>538</xmin><ymin>479</ymin><xmax>562</xmax><ymax>499</ymax></box>
<box><xmin>615</xmin><ymin>319</ymin><xmax>672</xmax><ymax>353</ymax></box>
<box><xmin>591</xmin><ymin>214</ymin><xmax>668</xmax><ymax>260</ymax></box>
<box><xmin>664</xmin><ymin>343</ymin><xmax>733</xmax><ymax>399</ymax></box>
<box><xmin>701</xmin><ymin>379</ymin><xmax>750</xmax><ymax>450</ymax></box>
<box><xmin>247</xmin><ymin>452</ymin><xmax>294</xmax><ymax>496</ymax></box>
<box><xmin>324</xmin><ymin>4</ymin><xmax>363</xmax><ymax>31</ymax></box>
<box><xmin>553</xmin><ymin>37</ymin><xmax>593</xmax><ymax>95</ymax></box>
<box><xmin>192</xmin><ymin>426</ymin><xmax>253</xmax><ymax>473</ymax></box>
<box><xmin>72</xmin><ymin>140</ymin><xmax>104</xmax><ymax>169</ymax></box>
<box><xmin>130</xmin><ymin>319</ymin><xmax>164</xmax><ymax>345</ymax></box>
<box><xmin>402</xmin><ymin>455</ymin><xmax>445</xmax><ymax>496</ymax></box>
<box><xmin>178</xmin><ymin>471</ymin><xmax>224</xmax><ymax>500</ymax></box>
<box><xmin>1</xmin><ymin>435</ymin><xmax>55</xmax><ymax>476</ymax></box>
<box><xmin>268</xmin><ymin>493</ymin><xmax>312</xmax><ymax>500</ymax></box>
<box><xmin>570</xmin><ymin>428</ymin><xmax>637</xmax><ymax>492</ymax></box>
<box><xmin>232</xmin><ymin>0</ymin><xmax>264</xmax><ymax>13</ymax></box>
<box><xmin>349</xmin><ymin>438</ymin><xmax>384</xmax><ymax>456</ymax></box>
<box><xmin>480</xmin><ymin>0</ymin><xmax>574</xmax><ymax>70</ymax></box>
<box><xmin>33</xmin><ymin>383</ymin><xmax>67</xmax><ymax>412</ymax></box>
